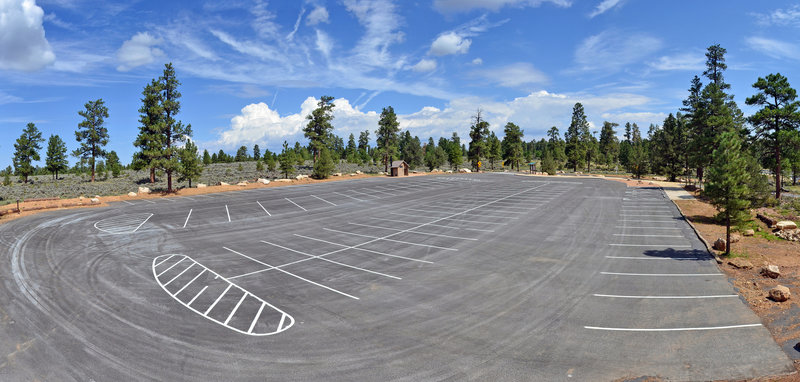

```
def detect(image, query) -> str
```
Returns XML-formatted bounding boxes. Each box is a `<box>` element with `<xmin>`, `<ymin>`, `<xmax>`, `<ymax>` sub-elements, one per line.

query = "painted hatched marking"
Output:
<box><xmin>152</xmin><ymin>254</ymin><xmax>294</xmax><ymax>336</ymax></box>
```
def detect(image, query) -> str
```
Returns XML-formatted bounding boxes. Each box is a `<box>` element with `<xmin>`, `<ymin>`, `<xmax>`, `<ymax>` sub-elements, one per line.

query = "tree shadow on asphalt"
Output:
<box><xmin>641</xmin><ymin>248</ymin><xmax>714</xmax><ymax>261</ymax></box>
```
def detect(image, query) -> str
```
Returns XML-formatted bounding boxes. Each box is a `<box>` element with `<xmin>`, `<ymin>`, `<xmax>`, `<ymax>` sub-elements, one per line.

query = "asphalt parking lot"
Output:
<box><xmin>0</xmin><ymin>174</ymin><xmax>792</xmax><ymax>381</ymax></box>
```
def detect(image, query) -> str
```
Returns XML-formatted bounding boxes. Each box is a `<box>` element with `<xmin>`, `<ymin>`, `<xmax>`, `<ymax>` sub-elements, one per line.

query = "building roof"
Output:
<box><xmin>390</xmin><ymin>160</ymin><xmax>408</xmax><ymax>168</ymax></box>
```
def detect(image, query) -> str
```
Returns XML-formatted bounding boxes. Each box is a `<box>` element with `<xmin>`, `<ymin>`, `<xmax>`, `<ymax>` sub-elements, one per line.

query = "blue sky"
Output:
<box><xmin>1</xmin><ymin>0</ymin><xmax>800</xmax><ymax>168</ymax></box>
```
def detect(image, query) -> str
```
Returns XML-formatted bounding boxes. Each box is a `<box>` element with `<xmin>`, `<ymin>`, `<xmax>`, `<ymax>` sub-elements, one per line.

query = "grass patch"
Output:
<box><xmin>755</xmin><ymin>230</ymin><xmax>781</xmax><ymax>241</ymax></box>
<box><xmin>726</xmin><ymin>250</ymin><xmax>750</xmax><ymax>259</ymax></box>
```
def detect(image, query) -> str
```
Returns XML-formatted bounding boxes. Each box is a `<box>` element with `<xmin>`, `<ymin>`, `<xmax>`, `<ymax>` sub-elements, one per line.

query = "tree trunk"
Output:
<box><xmin>697</xmin><ymin>167</ymin><xmax>703</xmax><ymax>187</ymax></box>
<box><xmin>725</xmin><ymin>215</ymin><xmax>731</xmax><ymax>257</ymax></box>
<box><xmin>91</xmin><ymin>161</ymin><xmax>95</xmax><ymax>182</ymax></box>
<box><xmin>167</xmin><ymin>171</ymin><xmax>173</xmax><ymax>193</ymax></box>
<box><xmin>150</xmin><ymin>168</ymin><xmax>155</xmax><ymax>183</ymax></box>
<box><xmin>775</xmin><ymin>142</ymin><xmax>782</xmax><ymax>200</ymax></box>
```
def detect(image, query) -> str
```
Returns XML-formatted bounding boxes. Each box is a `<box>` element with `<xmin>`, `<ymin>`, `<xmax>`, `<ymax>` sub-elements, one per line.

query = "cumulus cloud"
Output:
<box><xmin>214</xmin><ymin>91</ymin><xmax>659</xmax><ymax>150</ymax></box>
<box><xmin>745</xmin><ymin>36</ymin><xmax>800</xmax><ymax>61</ymax></box>
<box><xmin>471</xmin><ymin>57</ymin><xmax>483</xmax><ymax>65</ymax></box>
<box><xmin>116</xmin><ymin>32</ymin><xmax>165</xmax><ymax>71</ymax></box>
<box><xmin>471</xmin><ymin>62</ymin><xmax>548</xmax><ymax>88</ymax></box>
<box><xmin>433</xmin><ymin>0</ymin><xmax>571</xmax><ymax>13</ymax></box>
<box><xmin>574</xmin><ymin>30</ymin><xmax>662</xmax><ymax>73</ymax></box>
<box><xmin>753</xmin><ymin>5</ymin><xmax>800</xmax><ymax>27</ymax></box>
<box><xmin>429</xmin><ymin>32</ymin><xmax>472</xmax><ymax>56</ymax></box>
<box><xmin>588</xmin><ymin>0</ymin><xmax>624</xmax><ymax>18</ymax></box>
<box><xmin>0</xmin><ymin>0</ymin><xmax>56</xmax><ymax>71</ymax></box>
<box><xmin>410</xmin><ymin>58</ymin><xmax>437</xmax><ymax>72</ymax></box>
<box><xmin>306</xmin><ymin>6</ymin><xmax>329</xmax><ymax>25</ymax></box>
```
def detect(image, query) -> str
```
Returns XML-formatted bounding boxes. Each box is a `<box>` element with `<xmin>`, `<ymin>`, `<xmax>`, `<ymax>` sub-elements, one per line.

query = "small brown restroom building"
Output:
<box><xmin>390</xmin><ymin>160</ymin><xmax>409</xmax><ymax>177</ymax></box>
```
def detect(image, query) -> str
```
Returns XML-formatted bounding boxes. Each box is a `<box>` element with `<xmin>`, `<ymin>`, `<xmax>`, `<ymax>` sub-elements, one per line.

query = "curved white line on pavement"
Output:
<box><xmin>93</xmin><ymin>213</ymin><xmax>154</xmax><ymax>234</ymax></box>
<box><xmin>152</xmin><ymin>254</ymin><xmax>294</xmax><ymax>336</ymax></box>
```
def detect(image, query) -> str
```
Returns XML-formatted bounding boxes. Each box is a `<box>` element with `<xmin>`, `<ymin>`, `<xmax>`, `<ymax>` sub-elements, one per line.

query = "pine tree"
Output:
<box><xmin>502</xmin><ymin>122</ymin><xmax>524</xmax><ymax>171</ymax></box>
<box><xmin>745</xmin><ymin>73</ymin><xmax>800</xmax><ymax>199</ymax></box>
<box><xmin>541</xmin><ymin>150</ymin><xmax>557</xmax><ymax>175</ymax></box>
<box><xmin>253</xmin><ymin>144</ymin><xmax>261</xmax><ymax>161</ymax></box>
<box><xmin>235</xmin><ymin>146</ymin><xmax>248</xmax><ymax>162</ymax></box>
<box><xmin>565</xmin><ymin>103</ymin><xmax>588</xmax><ymax>172</ymax></box>
<box><xmin>651</xmin><ymin>114</ymin><xmax>685</xmax><ymax>181</ymax></box>
<box><xmin>106</xmin><ymin>150</ymin><xmax>123</xmax><ymax>178</ymax></box>
<box><xmin>202</xmin><ymin>149</ymin><xmax>211</xmax><ymax>165</ymax></box>
<box><xmin>485</xmin><ymin>131</ymin><xmax>502</xmax><ymax>170</ymax></box>
<box><xmin>158</xmin><ymin>63</ymin><xmax>192</xmax><ymax>193</ymax></box>
<box><xmin>266</xmin><ymin>153</ymin><xmax>277</xmax><ymax>172</ymax></box>
<box><xmin>45</xmin><ymin>134</ymin><xmax>68</xmax><ymax>180</ymax></box>
<box><xmin>376</xmin><ymin>106</ymin><xmax>400</xmax><ymax>172</ymax></box>
<box><xmin>13</xmin><ymin>123</ymin><xmax>44</xmax><ymax>183</ymax></box>
<box><xmin>598</xmin><ymin>121</ymin><xmax>619</xmax><ymax>167</ymax></box>
<box><xmin>345</xmin><ymin>133</ymin><xmax>358</xmax><ymax>163</ymax></box>
<box><xmin>705</xmin><ymin>129</ymin><xmax>752</xmax><ymax>256</ymax></box>
<box><xmin>468</xmin><ymin>110</ymin><xmax>490</xmax><ymax>171</ymax></box>
<box><xmin>312</xmin><ymin>147</ymin><xmax>335</xmax><ymax>179</ymax></box>
<box><xmin>133</xmin><ymin>79</ymin><xmax>164</xmax><ymax>183</ymax></box>
<box><xmin>178</xmin><ymin>140</ymin><xmax>203</xmax><ymax>187</ymax></box>
<box><xmin>448</xmin><ymin>132</ymin><xmax>463</xmax><ymax>170</ymax></box>
<box><xmin>628</xmin><ymin>124</ymin><xmax>648</xmax><ymax>178</ymax></box>
<box><xmin>279</xmin><ymin>141</ymin><xmax>295</xmax><ymax>179</ymax></box>
<box><xmin>74</xmin><ymin>99</ymin><xmax>109</xmax><ymax>182</ymax></box>
<box><xmin>304</xmin><ymin>96</ymin><xmax>335</xmax><ymax>164</ymax></box>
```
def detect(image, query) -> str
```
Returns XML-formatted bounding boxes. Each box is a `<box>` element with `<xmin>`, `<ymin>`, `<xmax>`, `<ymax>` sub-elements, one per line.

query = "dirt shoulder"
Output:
<box><xmin>674</xmin><ymin>195</ymin><xmax>800</xmax><ymax>381</ymax></box>
<box><xmin>0</xmin><ymin>172</ymin><xmax>427</xmax><ymax>225</ymax></box>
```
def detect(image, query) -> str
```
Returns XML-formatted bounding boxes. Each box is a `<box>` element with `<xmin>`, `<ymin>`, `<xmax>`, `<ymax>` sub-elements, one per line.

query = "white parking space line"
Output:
<box><xmin>121</xmin><ymin>200</ymin><xmax>135</xmax><ymax>206</ymax></box>
<box><xmin>132</xmin><ymin>213</ymin><xmax>154</xmax><ymax>233</ymax></box>
<box><xmin>204</xmin><ymin>284</ymin><xmax>233</xmax><ymax>315</ymax></box>
<box><xmin>605</xmin><ymin>256</ymin><xmax>705</xmax><ymax>260</ymax></box>
<box><xmin>324</xmin><ymin>228</ymin><xmax>458</xmax><ymax>251</ymax></box>
<box><xmin>154</xmin><ymin>254</ymin><xmax>176</xmax><ymax>268</ymax></box>
<box><xmin>609</xmin><ymin>244</ymin><xmax>692</xmax><ymax>248</ymax></box>
<box><xmin>285</xmin><ymin>197</ymin><xmax>307</xmax><ymax>211</ymax></box>
<box><xmin>620</xmin><ymin>219</ymin><xmax>678</xmax><ymax>223</ymax></box>
<box><xmin>389</xmin><ymin>212</ymin><xmax>509</xmax><ymax>225</ymax></box>
<box><xmin>256</xmin><ymin>201</ymin><xmax>271</xmax><ymax>216</ymax></box>
<box><xmin>615</xmin><ymin>226</ymin><xmax>681</xmax><ymax>229</ymax></box>
<box><xmin>175</xmin><ymin>269</ymin><xmax>207</xmax><ymax>296</ymax></box>
<box><xmin>141</xmin><ymin>199</ymin><xmax>158</xmax><ymax>204</ymax></box>
<box><xmin>310</xmin><ymin>194</ymin><xmax>337</xmax><ymax>206</ymax></box>
<box><xmin>335</xmin><ymin>191</ymin><xmax>365</xmax><ymax>202</ymax></box>
<box><xmin>600</xmin><ymin>271</ymin><xmax>722</xmax><ymax>276</ymax></box>
<box><xmin>620</xmin><ymin>214</ymin><xmax>675</xmax><ymax>217</ymax></box>
<box><xmin>612</xmin><ymin>234</ymin><xmax>684</xmax><ymax>237</ymax></box>
<box><xmin>584</xmin><ymin>323</ymin><xmax>762</xmax><ymax>332</ymax></box>
<box><xmin>403</xmin><ymin>207</ymin><xmax>520</xmax><ymax>219</ymax></box>
<box><xmin>369</xmin><ymin>187</ymin><xmax>398</xmax><ymax>196</ymax></box>
<box><xmin>156</xmin><ymin>257</ymin><xmax>186</xmax><ymax>277</ymax></box>
<box><xmin>593</xmin><ymin>293</ymin><xmax>738</xmax><ymax>299</ymax></box>
<box><xmin>224</xmin><ymin>293</ymin><xmax>249</xmax><ymax>325</ymax></box>
<box><xmin>260</xmin><ymin>240</ymin><xmax>401</xmax><ymax>280</ymax></box>
<box><xmin>367</xmin><ymin>217</ymin><xmax>495</xmax><ymax>232</ymax></box>
<box><xmin>223</xmin><ymin>247</ymin><xmax>359</xmax><ymax>300</ymax></box>
<box><xmin>226</xmin><ymin>205</ymin><xmax>231</xmax><ymax>223</ymax></box>
<box><xmin>183</xmin><ymin>209</ymin><xmax>193</xmax><ymax>229</ymax></box>
<box><xmin>165</xmin><ymin>263</ymin><xmax>195</xmax><ymax>287</ymax></box>
<box><xmin>293</xmin><ymin>234</ymin><xmax>434</xmax><ymax>264</ymax></box>
<box><xmin>248</xmin><ymin>303</ymin><xmax>266</xmax><ymax>334</ymax></box>
<box><xmin>350</xmin><ymin>189</ymin><xmax>381</xmax><ymax>199</ymax></box>
<box><xmin>347</xmin><ymin>222</ymin><xmax>478</xmax><ymax>241</ymax></box>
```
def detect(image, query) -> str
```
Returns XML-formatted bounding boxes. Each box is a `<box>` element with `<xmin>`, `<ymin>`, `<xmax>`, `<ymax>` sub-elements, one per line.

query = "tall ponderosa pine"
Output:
<box><xmin>158</xmin><ymin>63</ymin><xmax>192</xmax><ymax>192</ymax></box>
<box><xmin>376</xmin><ymin>106</ymin><xmax>400</xmax><ymax>172</ymax></box>
<box><xmin>628</xmin><ymin>124</ymin><xmax>648</xmax><ymax>178</ymax></box>
<box><xmin>546</xmin><ymin>126</ymin><xmax>566</xmax><ymax>168</ymax></box>
<box><xmin>45</xmin><ymin>134</ymin><xmax>68</xmax><ymax>180</ymax></box>
<box><xmin>304</xmin><ymin>96</ymin><xmax>335</xmax><ymax>164</ymax></box>
<box><xmin>565</xmin><ymin>103</ymin><xmax>589</xmax><ymax>172</ymax></box>
<box><xmin>178</xmin><ymin>140</ymin><xmax>203</xmax><ymax>187</ymax></box>
<box><xmin>651</xmin><ymin>113</ymin><xmax>686</xmax><ymax>181</ymax></box>
<box><xmin>13</xmin><ymin>123</ymin><xmax>44</xmax><ymax>183</ymax></box>
<box><xmin>134</xmin><ymin>79</ymin><xmax>164</xmax><ymax>183</ymax></box>
<box><xmin>468</xmin><ymin>110</ymin><xmax>490</xmax><ymax>171</ymax></box>
<box><xmin>399</xmin><ymin>131</ymin><xmax>424</xmax><ymax>169</ymax></box>
<box><xmin>202</xmin><ymin>149</ymin><xmax>211</xmax><ymax>165</ymax></box>
<box><xmin>745</xmin><ymin>73</ymin><xmax>800</xmax><ymax>199</ymax></box>
<box><xmin>502</xmin><ymin>122</ymin><xmax>525</xmax><ymax>170</ymax></box>
<box><xmin>253</xmin><ymin>144</ymin><xmax>261</xmax><ymax>161</ymax></box>
<box><xmin>74</xmin><ymin>99</ymin><xmax>110</xmax><ymax>182</ymax></box>
<box><xmin>598</xmin><ymin>121</ymin><xmax>619</xmax><ymax>166</ymax></box>
<box><xmin>486</xmin><ymin>131</ymin><xmax>502</xmax><ymax>170</ymax></box>
<box><xmin>235</xmin><ymin>146</ymin><xmax>248</xmax><ymax>162</ymax></box>
<box><xmin>705</xmin><ymin>129</ymin><xmax>752</xmax><ymax>256</ymax></box>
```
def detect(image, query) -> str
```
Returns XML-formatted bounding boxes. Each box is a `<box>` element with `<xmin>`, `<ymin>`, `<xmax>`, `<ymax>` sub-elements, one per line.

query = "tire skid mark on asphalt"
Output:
<box><xmin>152</xmin><ymin>254</ymin><xmax>294</xmax><ymax>336</ymax></box>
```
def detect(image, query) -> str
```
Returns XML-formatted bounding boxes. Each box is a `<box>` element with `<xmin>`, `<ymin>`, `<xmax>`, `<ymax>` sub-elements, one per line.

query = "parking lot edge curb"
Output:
<box><xmin>661</xmin><ymin>187</ymin><xmax>723</xmax><ymax>264</ymax></box>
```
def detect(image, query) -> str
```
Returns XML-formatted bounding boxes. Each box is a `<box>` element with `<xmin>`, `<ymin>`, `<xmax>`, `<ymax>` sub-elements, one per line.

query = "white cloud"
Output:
<box><xmin>471</xmin><ymin>57</ymin><xmax>483</xmax><ymax>65</ymax></box>
<box><xmin>574</xmin><ymin>30</ymin><xmax>662</xmax><ymax>73</ymax></box>
<box><xmin>214</xmin><ymin>90</ymin><xmax>658</xmax><ymax>150</ymax></box>
<box><xmin>429</xmin><ymin>32</ymin><xmax>472</xmax><ymax>56</ymax></box>
<box><xmin>315</xmin><ymin>29</ymin><xmax>333</xmax><ymax>58</ymax></box>
<box><xmin>410</xmin><ymin>58</ymin><xmax>437</xmax><ymax>72</ymax></box>
<box><xmin>745</xmin><ymin>36</ymin><xmax>800</xmax><ymax>61</ymax></box>
<box><xmin>753</xmin><ymin>5</ymin><xmax>800</xmax><ymax>27</ymax></box>
<box><xmin>588</xmin><ymin>0</ymin><xmax>623</xmax><ymax>18</ymax></box>
<box><xmin>116</xmin><ymin>32</ymin><xmax>164</xmax><ymax>71</ymax></box>
<box><xmin>306</xmin><ymin>6</ymin><xmax>330</xmax><ymax>25</ymax></box>
<box><xmin>648</xmin><ymin>52</ymin><xmax>704</xmax><ymax>71</ymax></box>
<box><xmin>344</xmin><ymin>0</ymin><xmax>405</xmax><ymax>70</ymax></box>
<box><xmin>472</xmin><ymin>62</ymin><xmax>548</xmax><ymax>88</ymax></box>
<box><xmin>433</xmin><ymin>0</ymin><xmax>571</xmax><ymax>13</ymax></box>
<box><xmin>0</xmin><ymin>0</ymin><xmax>55</xmax><ymax>71</ymax></box>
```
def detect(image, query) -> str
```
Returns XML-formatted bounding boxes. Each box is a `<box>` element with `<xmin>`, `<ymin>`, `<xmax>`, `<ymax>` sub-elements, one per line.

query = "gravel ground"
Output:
<box><xmin>0</xmin><ymin>161</ymin><xmax>385</xmax><ymax>203</ymax></box>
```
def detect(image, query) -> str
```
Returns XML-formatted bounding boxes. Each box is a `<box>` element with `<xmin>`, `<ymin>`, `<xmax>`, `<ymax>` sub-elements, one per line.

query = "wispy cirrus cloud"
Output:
<box><xmin>648</xmin><ymin>51</ymin><xmax>705</xmax><ymax>71</ymax></box>
<box><xmin>588</xmin><ymin>0</ymin><xmax>624</xmax><ymax>18</ymax></box>
<box><xmin>433</xmin><ymin>0</ymin><xmax>571</xmax><ymax>13</ymax></box>
<box><xmin>745</xmin><ymin>36</ymin><xmax>800</xmax><ymax>61</ymax></box>
<box><xmin>752</xmin><ymin>4</ymin><xmax>800</xmax><ymax>27</ymax></box>
<box><xmin>573</xmin><ymin>29</ymin><xmax>662</xmax><ymax>73</ymax></box>
<box><xmin>471</xmin><ymin>62</ymin><xmax>548</xmax><ymax>88</ymax></box>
